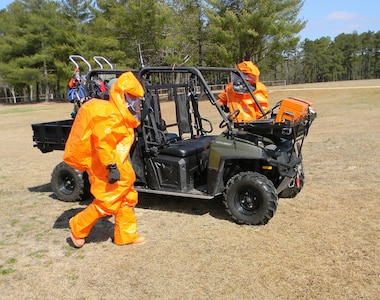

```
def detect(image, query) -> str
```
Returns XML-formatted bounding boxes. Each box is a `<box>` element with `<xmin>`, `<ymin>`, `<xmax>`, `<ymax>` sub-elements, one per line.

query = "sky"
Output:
<box><xmin>0</xmin><ymin>0</ymin><xmax>379</xmax><ymax>41</ymax></box>
<box><xmin>298</xmin><ymin>0</ymin><xmax>380</xmax><ymax>40</ymax></box>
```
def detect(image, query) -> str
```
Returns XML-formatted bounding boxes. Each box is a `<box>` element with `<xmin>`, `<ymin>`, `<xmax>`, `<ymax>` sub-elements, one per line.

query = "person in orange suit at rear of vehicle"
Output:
<box><xmin>218</xmin><ymin>61</ymin><xmax>269</xmax><ymax>122</ymax></box>
<box><xmin>63</xmin><ymin>71</ymin><xmax>146</xmax><ymax>248</ymax></box>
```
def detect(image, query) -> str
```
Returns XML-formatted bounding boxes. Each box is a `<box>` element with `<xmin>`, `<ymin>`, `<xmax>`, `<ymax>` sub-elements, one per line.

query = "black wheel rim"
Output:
<box><xmin>235</xmin><ymin>188</ymin><xmax>260</xmax><ymax>216</ymax></box>
<box><xmin>58</xmin><ymin>171</ymin><xmax>76</xmax><ymax>195</ymax></box>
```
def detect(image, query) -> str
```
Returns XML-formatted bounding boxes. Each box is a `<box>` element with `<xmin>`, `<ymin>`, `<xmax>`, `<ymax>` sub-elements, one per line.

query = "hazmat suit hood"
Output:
<box><xmin>109</xmin><ymin>71</ymin><xmax>144</xmax><ymax>129</ymax></box>
<box><xmin>236</xmin><ymin>61</ymin><xmax>260</xmax><ymax>84</ymax></box>
<box><xmin>236</xmin><ymin>61</ymin><xmax>260</xmax><ymax>76</ymax></box>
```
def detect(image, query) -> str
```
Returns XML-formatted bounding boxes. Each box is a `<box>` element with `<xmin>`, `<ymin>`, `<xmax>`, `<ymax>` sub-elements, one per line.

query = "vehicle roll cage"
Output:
<box><xmin>137</xmin><ymin>66</ymin><xmax>266</xmax><ymax>137</ymax></box>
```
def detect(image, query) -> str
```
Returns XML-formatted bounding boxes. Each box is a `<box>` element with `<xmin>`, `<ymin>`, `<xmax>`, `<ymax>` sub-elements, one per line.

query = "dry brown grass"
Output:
<box><xmin>0</xmin><ymin>79</ymin><xmax>379</xmax><ymax>299</ymax></box>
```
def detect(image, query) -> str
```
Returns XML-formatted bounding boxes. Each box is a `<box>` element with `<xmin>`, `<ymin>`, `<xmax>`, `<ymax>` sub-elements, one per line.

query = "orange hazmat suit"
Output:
<box><xmin>218</xmin><ymin>61</ymin><xmax>269</xmax><ymax>122</ymax></box>
<box><xmin>63</xmin><ymin>71</ymin><xmax>145</xmax><ymax>246</ymax></box>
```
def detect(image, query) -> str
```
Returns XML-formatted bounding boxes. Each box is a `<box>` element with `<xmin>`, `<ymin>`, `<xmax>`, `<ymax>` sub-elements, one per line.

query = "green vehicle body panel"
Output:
<box><xmin>207</xmin><ymin>131</ymin><xmax>265</xmax><ymax>196</ymax></box>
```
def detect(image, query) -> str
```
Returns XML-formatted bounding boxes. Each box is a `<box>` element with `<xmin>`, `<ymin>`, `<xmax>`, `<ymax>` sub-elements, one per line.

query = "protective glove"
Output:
<box><xmin>221</xmin><ymin>105</ymin><xmax>230</xmax><ymax>113</ymax></box>
<box><xmin>106</xmin><ymin>163</ymin><xmax>120</xmax><ymax>183</ymax></box>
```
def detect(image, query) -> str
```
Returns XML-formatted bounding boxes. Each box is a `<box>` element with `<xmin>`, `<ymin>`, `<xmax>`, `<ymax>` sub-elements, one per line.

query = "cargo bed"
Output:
<box><xmin>32</xmin><ymin>119</ymin><xmax>73</xmax><ymax>153</ymax></box>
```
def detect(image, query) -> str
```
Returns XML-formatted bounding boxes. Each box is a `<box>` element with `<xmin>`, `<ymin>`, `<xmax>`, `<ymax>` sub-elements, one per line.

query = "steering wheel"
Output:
<box><xmin>256</xmin><ymin>109</ymin><xmax>272</xmax><ymax>120</ymax></box>
<box><xmin>219</xmin><ymin>109</ymin><xmax>240</xmax><ymax>128</ymax></box>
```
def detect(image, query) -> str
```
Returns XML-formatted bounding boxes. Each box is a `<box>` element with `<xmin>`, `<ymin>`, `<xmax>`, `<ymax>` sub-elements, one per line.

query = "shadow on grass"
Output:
<box><xmin>54</xmin><ymin>207</ymin><xmax>114</xmax><ymax>247</ymax></box>
<box><xmin>28</xmin><ymin>182</ymin><xmax>93</xmax><ymax>204</ymax></box>
<box><xmin>28</xmin><ymin>183</ymin><xmax>232</xmax><ymax>222</ymax></box>
<box><xmin>29</xmin><ymin>183</ymin><xmax>233</xmax><ymax>246</ymax></box>
<box><xmin>137</xmin><ymin>193</ymin><xmax>231</xmax><ymax>222</ymax></box>
<box><xmin>28</xmin><ymin>183</ymin><xmax>52</xmax><ymax>193</ymax></box>
<box><xmin>28</xmin><ymin>184</ymin><xmax>113</xmax><ymax>246</ymax></box>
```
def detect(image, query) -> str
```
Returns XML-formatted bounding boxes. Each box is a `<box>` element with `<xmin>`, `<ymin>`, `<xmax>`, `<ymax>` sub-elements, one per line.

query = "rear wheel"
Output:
<box><xmin>223</xmin><ymin>172</ymin><xmax>278</xmax><ymax>225</ymax></box>
<box><xmin>51</xmin><ymin>161</ymin><xmax>85</xmax><ymax>202</ymax></box>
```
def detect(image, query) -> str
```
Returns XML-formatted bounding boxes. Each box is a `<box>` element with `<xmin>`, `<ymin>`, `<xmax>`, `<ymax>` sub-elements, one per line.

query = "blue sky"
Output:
<box><xmin>1</xmin><ymin>0</ymin><xmax>379</xmax><ymax>41</ymax></box>
<box><xmin>299</xmin><ymin>0</ymin><xmax>380</xmax><ymax>40</ymax></box>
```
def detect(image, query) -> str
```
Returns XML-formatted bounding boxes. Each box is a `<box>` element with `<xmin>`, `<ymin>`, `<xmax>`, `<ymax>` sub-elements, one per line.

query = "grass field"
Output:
<box><xmin>0</xmin><ymin>79</ymin><xmax>379</xmax><ymax>299</ymax></box>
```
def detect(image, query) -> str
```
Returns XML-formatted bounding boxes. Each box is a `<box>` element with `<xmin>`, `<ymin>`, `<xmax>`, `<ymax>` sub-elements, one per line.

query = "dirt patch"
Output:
<box><xmin>0</xmin><ymin>80</ymin><xmax>379</xmax><ymax>299</ymax></box>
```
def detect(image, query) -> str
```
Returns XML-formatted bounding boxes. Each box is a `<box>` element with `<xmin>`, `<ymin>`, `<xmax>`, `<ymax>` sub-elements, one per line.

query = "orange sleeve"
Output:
<box><xmin>254</xmin><ymin>82</ymin><xmax>269</xmax><ymax>112</ymax></box>
<box><xmin>218</xmin><ymin>84</ymin><xmax>230</xmax><ymax>106</ymax></box>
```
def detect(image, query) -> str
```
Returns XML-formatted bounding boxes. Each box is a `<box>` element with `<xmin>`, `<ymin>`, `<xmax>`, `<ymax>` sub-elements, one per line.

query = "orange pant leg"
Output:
<box><xmin>69</xmin><ymin>202</ymin><xmax>108</xmax><ymax>239</ymax></box>
<box><xmin>113</xmin><ymin>188</ymin><xmax>140</xmax><ymax>245</ymax></box>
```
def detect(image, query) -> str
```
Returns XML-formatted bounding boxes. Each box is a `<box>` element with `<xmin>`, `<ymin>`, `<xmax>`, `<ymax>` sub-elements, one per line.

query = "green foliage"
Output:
<box><xmin>0</xmin><ymin>0</ymin><xmax>379</xmax><ymax>99</ymax></box>
<box><xmin>0</xmin><ymin>0</ymin><xmax>76</xmax><ymax>99</ymax></box>
<box><xmin>299</xmin><ymin>31</ymin><xmax>380</xmax><ymax>83</ymax></box>
<box><xmin>204</xmin><ymin>0</ymin><xmax>305</xmax><ymax>66</ymax></box>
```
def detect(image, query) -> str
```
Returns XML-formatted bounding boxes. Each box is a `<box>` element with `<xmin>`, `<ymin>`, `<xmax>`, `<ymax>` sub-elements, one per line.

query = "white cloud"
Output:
<box><xmin>326</xmin><ymin>11</ymin><xmax>357</xmax><ymax>20</ymax></box>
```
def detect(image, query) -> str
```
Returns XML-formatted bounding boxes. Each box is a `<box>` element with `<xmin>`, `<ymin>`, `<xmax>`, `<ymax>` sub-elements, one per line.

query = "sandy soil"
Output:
<box><xmin>0</xmin><ymin>79</ymin><xmax>379</xmax><ymax>299</ymax></box>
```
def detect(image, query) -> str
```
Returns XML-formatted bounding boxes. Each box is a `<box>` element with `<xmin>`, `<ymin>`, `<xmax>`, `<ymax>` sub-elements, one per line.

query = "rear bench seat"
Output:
<box><xmin>159</xmin><ymin>135</ymin><xmax>216</xmax><ymax>157</ymax></box>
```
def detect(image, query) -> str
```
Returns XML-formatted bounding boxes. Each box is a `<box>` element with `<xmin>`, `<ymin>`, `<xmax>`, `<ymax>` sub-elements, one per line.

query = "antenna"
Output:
<box><xmin>138</xmin><ymin>44</ymin><xmax>145</xmax><ymax>68</ymax></box>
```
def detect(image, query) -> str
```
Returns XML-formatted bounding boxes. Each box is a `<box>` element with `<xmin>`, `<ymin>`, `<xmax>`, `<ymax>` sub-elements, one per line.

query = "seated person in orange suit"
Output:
<box><xmin>218</xmin><ymin>61</ymin><xmax>269</xmax><ymax>122</ymax></box>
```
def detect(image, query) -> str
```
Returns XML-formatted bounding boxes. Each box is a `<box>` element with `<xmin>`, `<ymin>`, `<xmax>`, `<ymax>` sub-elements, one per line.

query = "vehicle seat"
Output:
<box><xmin>159</xmin><ymin>135</ymin><xmax>216</xmax><ymax>158</ymax></box>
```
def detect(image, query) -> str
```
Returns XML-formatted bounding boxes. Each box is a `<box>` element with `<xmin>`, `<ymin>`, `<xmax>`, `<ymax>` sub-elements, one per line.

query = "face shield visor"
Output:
<box><xmin>232</xmin><ymin>73</ymin><xmax>254</xmax><ymax>94</ymax></box>
<box><xmin>244</xmin><ymin>73</ymin><xmax>258</xmax><ymax>85</ymax></box>
<box><xmin>125</xmin><ymin>93</ymin><xmax>143</xmax><ymax>122</ymax></box>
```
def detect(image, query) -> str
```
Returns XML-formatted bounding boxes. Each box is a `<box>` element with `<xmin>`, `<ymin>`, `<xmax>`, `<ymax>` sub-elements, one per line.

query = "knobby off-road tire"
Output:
<box><xmin>51</xmin><ymin>161</ymin><xmax>85</xmax><ymax>202</ymax></box>
<box><xmin>223</xmin><ymin>171</ymin><xmax>278</xmax><ymax>225</ymax></box>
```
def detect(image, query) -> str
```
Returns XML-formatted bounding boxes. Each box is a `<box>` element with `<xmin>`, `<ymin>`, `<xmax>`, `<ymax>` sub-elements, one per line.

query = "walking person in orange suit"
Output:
<box><xmin>63</xmin><ymin>71</ymin><xmax>146</xmax><ymax>247</ymax></box>
<box><xmin>218</xmin><ymin>61</ymin><xmax>269</xmax><ymax>122</ymax></box>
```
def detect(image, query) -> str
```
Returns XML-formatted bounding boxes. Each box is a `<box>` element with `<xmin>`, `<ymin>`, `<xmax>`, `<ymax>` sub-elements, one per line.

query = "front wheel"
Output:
<box><xmin>51</xmin><ymin>161</ymin><xmax>85</xmax><ymax>202</ymax></box>
<box><xmin>223</xmin><ymin>172</ymin><xmax>278</xmax><ymax>225</ymax></box>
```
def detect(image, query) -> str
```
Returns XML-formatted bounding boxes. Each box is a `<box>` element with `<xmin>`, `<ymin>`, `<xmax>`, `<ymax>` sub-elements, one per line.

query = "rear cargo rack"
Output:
<box><xmin>32</xmin><ymin>119</ymin><xmax>73</xmax><ymax>153</ymax></box>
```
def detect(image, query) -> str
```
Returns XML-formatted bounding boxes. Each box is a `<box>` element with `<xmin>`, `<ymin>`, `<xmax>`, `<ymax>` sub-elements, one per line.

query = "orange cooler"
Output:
<box><xmin>275</xmin><ymin>97</ymin><xmax>313</xmax><ymax>123</ymax></box>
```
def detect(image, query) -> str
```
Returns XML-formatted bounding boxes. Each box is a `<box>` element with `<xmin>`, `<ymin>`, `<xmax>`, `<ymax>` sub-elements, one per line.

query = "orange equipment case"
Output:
<box><xmin>275</xmin><ymin>97</ymin><xmax>314</xmax><ymax>123</ymax></box>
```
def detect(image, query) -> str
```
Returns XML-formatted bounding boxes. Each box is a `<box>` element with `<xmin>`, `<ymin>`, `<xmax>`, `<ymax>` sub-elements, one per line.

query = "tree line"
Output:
<box><xmin>0</xmin><ymin>0</ymin><xmax>379</xmax><ymax>102</ymax></box>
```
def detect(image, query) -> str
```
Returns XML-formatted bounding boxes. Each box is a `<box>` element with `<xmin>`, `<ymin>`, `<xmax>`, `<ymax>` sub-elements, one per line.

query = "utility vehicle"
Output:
<box><xmin>32</xmin><ymin>63</ymin><xmax>316</xmax><ymax>225</ymax></box>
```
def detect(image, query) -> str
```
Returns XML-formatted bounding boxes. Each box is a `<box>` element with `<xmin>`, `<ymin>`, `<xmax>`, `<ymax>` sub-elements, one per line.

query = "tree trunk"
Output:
<box><xmin>10</xmin><ymin>87</ymin><xmax>16</xmax><ymax>104</ymax></box>
<box><xmin>44</xmin><ymin>60</ymin><xmax>50</xmax><ymax>102</ymax></box>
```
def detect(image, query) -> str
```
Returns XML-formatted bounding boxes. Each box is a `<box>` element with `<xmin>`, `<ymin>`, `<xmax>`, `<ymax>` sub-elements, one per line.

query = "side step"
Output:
<box><xmin>135</xmin><ymin>187</ymin><xmax>215</xmax><ymax>200</ymax></box>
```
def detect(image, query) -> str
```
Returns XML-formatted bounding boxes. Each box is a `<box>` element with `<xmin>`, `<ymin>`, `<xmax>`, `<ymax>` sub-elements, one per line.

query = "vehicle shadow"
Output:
<box><xmin>29</xmin><ymin>183</ymin><xmax>234</xmax><ymax>244</ymax></box>
<box><xmin>137</xmin><ymin>193</ymin><xmax>231</xmax><ymax>222</ymax></box>
<box><xmin>28</xmin><ymin>183</ymin><xmax>52</xmax><ymax>193</ymax></box>
<box><xmin>28</xmin><ymin>182</ymin><xmax>93</xmax><ymax>204</ymax></box>
<box><xmin>29</xmin><ymin>183</ymin><xmax>232</xmax><ymax>222</ymax></box>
